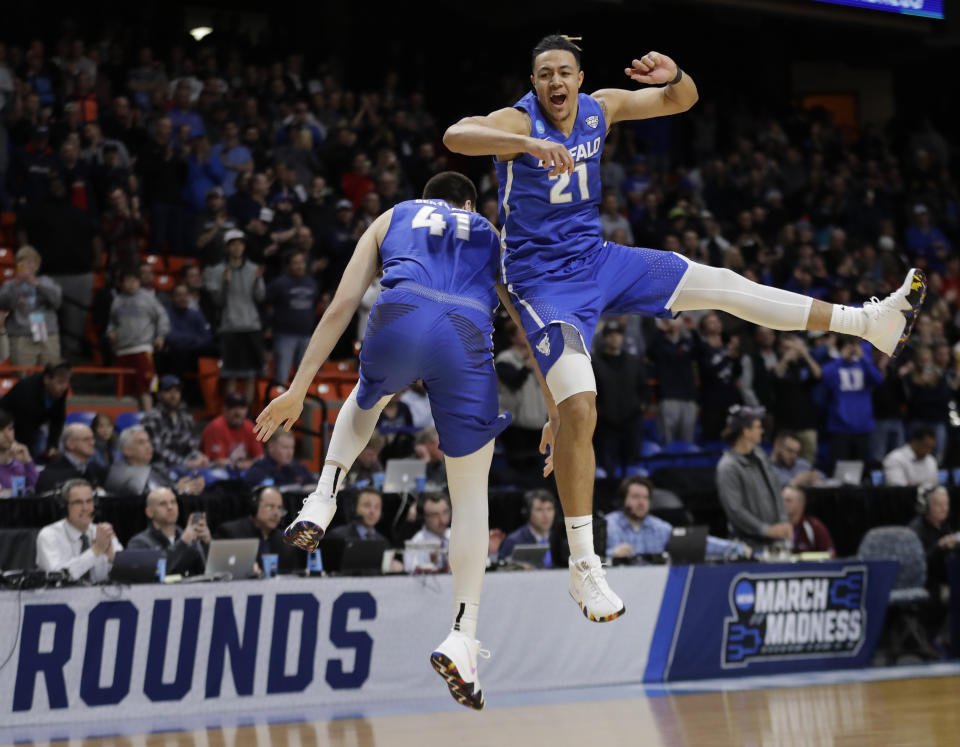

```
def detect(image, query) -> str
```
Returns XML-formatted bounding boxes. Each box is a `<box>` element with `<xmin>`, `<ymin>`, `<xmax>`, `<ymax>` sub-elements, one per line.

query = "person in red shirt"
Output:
<box><xmin>201</xmin><ymin>392</ymin><xmax>263</xmax><ymax>470</ymax></box>
<box><xmin>784</xmin><ymin>485</ymin><xmax>836</xmax><ymax>557</ymax></box>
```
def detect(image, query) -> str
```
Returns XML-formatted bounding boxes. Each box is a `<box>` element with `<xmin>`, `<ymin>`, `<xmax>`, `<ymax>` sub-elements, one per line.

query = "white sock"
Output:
<box><xmin>829</xmin><ymin>304</ymin><xmax>867</xmax><ymax>337</ymax></box>
<box><xmin>313</xmin><ymin>463</ymin><xmax>346</xmax><ymax>502</ymax></box>
<box><xmin>565</xmin><ymin>515</ymin><xmax>594</xmax><ymax>561</ymax></box>
<box><xmin>445</xmin><ymin>440</ymin><xmax>494</xmax><ymax>642</ymax></box>
<box><xmin>452</xmin><ymin>601</ymin><xmax>479</xmax><ymax>639</ymax></box>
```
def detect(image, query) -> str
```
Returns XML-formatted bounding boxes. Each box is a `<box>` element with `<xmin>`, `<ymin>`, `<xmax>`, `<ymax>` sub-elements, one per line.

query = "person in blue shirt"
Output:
<box><xmin>243</xmin><ymin>430</ymin><xmax>314</xmax><ymax>488</ymax></box>
<box><xmin>266</xmin><ymin>249</ymin><xmax>318</xmax><ymax>386</ymax></box>
<box><xmin>606</xmin><ymin>476</ymin><xmax>743</xmax><ymax>561</ymax></box>
<box><xmin>498</xmin><ymin>489</ymin><xmax>556</xmax><ymax>567</ymax></box>
<box><xmin>443</xmin><ymin>34</ymin><xmax>925</xmax><ymax>625</ymax></box>
<box><xmin>821</xmin><ymin>336</ymin><xmax>884</xmax><ymax>468</ymax></box>
<box><xmin>255</xmin><ymin>172</ymin><xmax>528</xmax><ymax>711</ymax></box>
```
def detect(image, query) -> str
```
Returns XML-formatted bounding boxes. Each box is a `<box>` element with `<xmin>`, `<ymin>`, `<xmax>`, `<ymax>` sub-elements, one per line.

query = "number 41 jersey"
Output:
<box><xmin>496</xmin><ymin>90</ymin><xmax>606</xmax><ymax>284</ymax></box>
<box><xmin>379</xmin><ymin>199</ymin><xmax>502</xmax><ymax>314</ymax></box>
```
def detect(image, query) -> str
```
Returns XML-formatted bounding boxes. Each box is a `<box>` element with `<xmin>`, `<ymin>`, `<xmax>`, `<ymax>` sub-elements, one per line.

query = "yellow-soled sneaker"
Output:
<box><xmin>569</xmin><ymin>554</ymin><xmax>626</xmax><ymax>622</ymax></box>
<box><xmin>429</xmin><ymin>631</ymin><xmax>489</xmax><ymax>711</ymax></box>
<box><xmin>282</xmin><ymin>493</ymin><xmax>337</xmax><ymax>551</ymax></box>
<box><xmin>862</xmin><ymin>268</ymin><xmax>926</xmax><ymax>357</ymax></box>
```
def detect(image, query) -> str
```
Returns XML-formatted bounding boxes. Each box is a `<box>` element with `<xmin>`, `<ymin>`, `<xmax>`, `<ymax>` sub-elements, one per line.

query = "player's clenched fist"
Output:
<box><xmin>525</xmin><ymin>138</ymin><xmax>574</xmax><ymax>177</ymax></box>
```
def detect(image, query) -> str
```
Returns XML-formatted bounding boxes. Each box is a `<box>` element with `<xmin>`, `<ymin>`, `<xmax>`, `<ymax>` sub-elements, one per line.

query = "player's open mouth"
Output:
<box><xmin>550</xmin><ymin>93</ymin><xmax>566</xmax><ymax>108</ymax></box>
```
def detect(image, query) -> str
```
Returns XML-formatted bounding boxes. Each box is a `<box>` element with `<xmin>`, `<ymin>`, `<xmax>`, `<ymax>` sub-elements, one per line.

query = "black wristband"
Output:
<box><xmin>668</xmin><ymin>68</ymin><xmax>683</xmax><ymax>85</ymax></box>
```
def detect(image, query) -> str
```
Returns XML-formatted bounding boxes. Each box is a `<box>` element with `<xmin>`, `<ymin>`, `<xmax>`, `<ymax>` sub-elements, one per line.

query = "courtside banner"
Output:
<box><xmin>655</xmin><ymin>561</ymin><xmax>898</xmax><ymax>681</ymax></box>
<box><xmin>0</xmin><ymin>567</ymin><xmax>668</xmax><ymax>728</ymax></box>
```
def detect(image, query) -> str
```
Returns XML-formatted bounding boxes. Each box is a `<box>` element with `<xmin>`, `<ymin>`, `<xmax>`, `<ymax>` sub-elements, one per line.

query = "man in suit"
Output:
<box><xmin>327</xmin><ymin>487</ymin><xmax>391</xmax><ymax>543</ymax></box>
<box><xmin>35</xmin><ymin>423</ymin><xmax>107</xmax><ymax>493</ymax></box>
<box><xmin>215</xmin><ymin>485</ymin><xmax>305</xmax><ymax>573</ymax></box>
<box><xmin>498</xmin><ymin>489</ymin><xmax>557</xmax><ymax>567</ymax></box>
<box><xmin>0</xmin><ymin>361</ymin><xmax>70</xmax><ymax>461</ymax></box>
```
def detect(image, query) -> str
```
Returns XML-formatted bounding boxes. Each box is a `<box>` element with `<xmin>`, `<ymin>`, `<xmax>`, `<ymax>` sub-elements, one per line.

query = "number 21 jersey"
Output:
<box><xmin>496</xmin><ymin>91</ymin><xmax>606</xmax><ymax>284</ymax></box>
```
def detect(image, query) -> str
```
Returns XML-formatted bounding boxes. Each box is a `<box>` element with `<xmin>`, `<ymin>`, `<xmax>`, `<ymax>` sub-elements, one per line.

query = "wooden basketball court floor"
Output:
<box><xmin>6</xmin><ymin>664</ymin><xmax>960</xmax><ymax>747</ymax></box>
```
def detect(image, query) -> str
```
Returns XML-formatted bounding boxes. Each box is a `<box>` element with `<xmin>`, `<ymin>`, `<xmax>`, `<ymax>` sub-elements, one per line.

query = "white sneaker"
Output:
<box><xmin>862</xmin><ymin>268</ymin><xmax>926</xmax><ymax>357</ymax></box>
<box><xmin>282</xmin><ymin>493</ymin><xmax>337</xmax><ymax>551</ymax></box>
<box><xmin>429</xmin><ymin>631</ymin><xmax>489</xmax><ymax>711</ymax></box>
<box><xmin>569</xmin><ymin>554</ymin><xmax>626</xmax><ymax>622</ymax></box>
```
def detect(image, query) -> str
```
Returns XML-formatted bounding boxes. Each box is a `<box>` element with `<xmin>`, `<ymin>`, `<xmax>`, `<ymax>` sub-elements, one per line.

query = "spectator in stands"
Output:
<box><xmin>266</xmin><ymin>248</ymin><xmax>317</xmax><ymax>385</ymax></box>
<box><xmin>138</xmin><ymin>116</ymin><xmax>187</xmax><ymax>254</ymax></box>
<box><xmin>161</xmin><ymin>283</ymin><xmax>216</xmax><ymax>376</ymax></box>
<box><xmin>204</xmin><ymin>229</ymin><xmax>265</xmax><ymax>404</ymax></box>
<box><xmin>498</xmin><ymin>489</ymin><xmax>557</xmax><ymax>567</ymax></box>
<box><xmin>400</xmin><ymin>381</ymin><xmax>434</xmax><ymax>430</ymax></box>
<box><xmin>404</xmin><ymin>492</ymin><xmax>451</xmax><ymax>573</ymax></box>
<box><xmin>183</xmin><ymin>133</ymin><xmax>226</xmax><ymax>215</ymax></box>
<box><xmin>770</xmin><ymin>432</ymin><xmax>823</xmax><ymax>488</ymax></box>
<box><xmin>696</xmin><ymin>313</ymin><xmax>743</xmax><ymax>442</ymax></box>
<box><xmin>346</xmin><ymin>431</ymin><xmax>385</xmax><ymax>487</ymax></box>
<box><xmin>36</xmin><ymin>478</ymin><xmax>122</xmax><ymax>581</ymax></box>
<box><xmin>17</xmin><ymin>171</ymin><xmax>96</xmax><ymax>361</ymax></box>
<box><xmin>141</xmin><ymin>375</ymin><xmax>208</xmax><ymax>473</ymax></box>
<box><xmin>716</xmin><ymin>406</ymin><xmax>792</xmax><ymax>549</ymax></box>
<box><xmin>905</xmin><ymin>204</ymin><xmax>951</xmax><ymax>273</ymax></box>
<box><xmin>211</xmin><ymin>120</ymin><xmax>252</xmax><ymax>197</ymax></box>
<box><xmin>194</xmin><ymin>186</ymin><xmax>236</xmax><ymax>265</ymax></box>
<box><xmin>378</xmin><ymin>393</ymin><xmax>415</xmax><ymax>461</ymax></box>
<box><xmin>201</xmin><ymin>392</ymin><xmax>263</xmax><ymax>471</ymax></box>
<box><xmin>648</xmin><ymin>317</ymin><xmax>697</xmax><ymax>444</ymax></box>
<box><xmin>100</xmin><ymin>187</ymin><xmax>148</xmax><ymax>269</ymax></box>
<box><xmin>106</xmin><ymin>266</ymin><xmax>169</xmax><ymax>411</ymax></box>
<box><xmin>783</xmin><ymin>485</ymin><xmax>835</xmax><ymax>556</ymax></box>
<box><xmin>909</xmin><ymin>485</ymin><xmax>957</xmax><ymax>594</ymax></box>
<box><xmin>243</xmin><ymin>430</ymin><xmax>313</xmax><ymax>487</ymax></box>
<box><xmin>904</xmin><ymin>346</ymin><xmax>954</xmax><ymax>464</ymax></box>
<box><xmin>593</xmin><ymin>319</ymin><xmax>647</xmax><ymax>477</ymax></box>
<box><xmin>821</xmin><ymin>337</ymin><xmax>882</xmax><ymax>467</ymax></box>
<box><xmin>771</xmin><ymin>333</ymin><xmax>822</xmax><ymax>462</ymax></box>
<box><xmin>327</xmin><ymin>487</ymin><xmax>392</xmax><ymax>544</ymax></box>
<box><xmin>495</xmin><ymin>320</ymin><xmax>548</xmax><ymax>483</ymax></box>
<box><xmin>740</xmin><ymin>326</ymin><xmax>777</xmax><ymax>410</ymax></box>
<box><xmin>871</xmin><ymin>352</ymin><xmax>908</xmax><ymax>465</ymax></box>
<box><xmin>0</xmin><ymin>361</ymin><xmax>70</xmax><ymax>461</ymax></box>
<box><xmin>0</xmin><ymin>408</ymin><xmax>37</xmax><ymax>494</ymax></box>
<box><xmin>606</xmin><ymin>476</ymin><xmax>743</xmax><ymax>560</ymax></box>
<box><xmin>414</xmin><ymin>427</ymin><xmax>447</xmax><ymax>488</ymax></box>
<box><xmin>215</xmin><ymin>485</ymin><xmax>305</xmax><ymax>574</ymax></box>
<box><xmin>35</xmin><ymin>422</ymin><xmax>105</xmax><ymax>493</ymax></box>
<box><xmin>882</xmin><ymin>426</ymin><xmax>939</xmax><ymax>487</ymax></box>
<box><xmin>127</xmin><ymin>487</ymin><xmax>209</xmax><ymax>576</ymax></box>
<box><xmin>599</xmin><ymin>191</ymin><xmax>634</xmax><ymax>244</ymax></box>
<box><xmin>91</xmin><ymin>413</ymin><xmax>116</xmax><ymax>468</ymax></box>
<box><xmin>112</xmin><ymin>425</ymin><xmax>204</xmax><ymax>495</ymax></box>
<box><xmin>0</xmin><ymin>245</ymin><xmax>62</xmax><ymax>366</ymax></box>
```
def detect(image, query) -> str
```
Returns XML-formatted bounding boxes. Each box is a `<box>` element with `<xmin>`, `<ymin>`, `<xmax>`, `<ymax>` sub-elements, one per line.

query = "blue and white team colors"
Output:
<box><xmin>497</xmin><ymin>91</ymin><xmax>690</xmax><ymax>373</ymax></box>
<box><xmin>356</xmin><ymin>199</ymin><xmax>512</xmax><ymax>457</ymax></box>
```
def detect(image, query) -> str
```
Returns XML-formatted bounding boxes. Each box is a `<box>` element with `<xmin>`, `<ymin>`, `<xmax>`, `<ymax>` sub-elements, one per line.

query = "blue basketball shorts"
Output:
<box><xmin>504</xmin><ymin>242</ymin><xmax>691</xmax><ymax>374</ymax></box>
<box><xmin>355</xmin><ymin>284</ymin><xmax>512</xmax><ymax>458</ymax></box>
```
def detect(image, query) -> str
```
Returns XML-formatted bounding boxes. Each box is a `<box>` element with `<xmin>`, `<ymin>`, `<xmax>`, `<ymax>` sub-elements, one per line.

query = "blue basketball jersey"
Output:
<box><xmin>496</xmin><ymin>91</ymin><xmax>606</xmax><ymax>284</ymax></box>
<box><xmin>379</xmin><ymin>199</ymin><xmax>502</xmax><ymax>313</ymax></box>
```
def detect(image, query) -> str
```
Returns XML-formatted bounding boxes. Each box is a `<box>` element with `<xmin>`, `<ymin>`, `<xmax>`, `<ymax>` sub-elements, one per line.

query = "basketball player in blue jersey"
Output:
<box><xmin>255</xmin><ymin>172</ymin><xmax>516</xmax><ymax>710</ymax></box>
<box><xmin>444</xmin><ymin>34</ymin><xmax>926</xmax><ymax>623</ymax></box>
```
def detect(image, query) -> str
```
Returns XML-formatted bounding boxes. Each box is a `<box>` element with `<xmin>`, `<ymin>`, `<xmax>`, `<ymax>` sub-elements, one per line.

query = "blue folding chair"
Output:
<box><xmin>65</xmin><ymin>411</ymin><xmax>97</xmax><ymax>427</ymax></box>
<box><xmin>641</xmin><ymin>441</ymin><xmax>662</xmax><ymax>458</ymax></box>
<box><xmin>665</xmin><ymin>440</ymin><xmax>700</xmax><ymax>454</ymax></box>
<box><xmin>114</xmin><ymin>411</ymin><xmax>144</xmax><ymax>433</ymax></box>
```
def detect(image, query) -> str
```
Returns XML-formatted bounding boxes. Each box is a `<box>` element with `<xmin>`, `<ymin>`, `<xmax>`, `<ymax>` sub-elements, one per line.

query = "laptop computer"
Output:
<box><xmin>104</xmin><ymin>463</ymin><xmax>151</xmax><ymax>496</ymax></box>
<box><xmin>508</xmin><ymin>543</ymin><xmax>549</xmax><ymax>569</ymax></box>
<box><xmin>833</xmin><ymin>460</ymin><xmax>864</xmax><ymax>486</ymax></box>
<box><xmin>321</xmin><ymin>537</ymin><xmax>388</xmax><ymax>575</ymax></box>
<box><xmin>205</xmin><ymin>539</ymin><xmax>259</xmax><ymax>577</ymax></box>
<box><xmin>382</xmin><ymin>458</ymin><xmax>426</xmax><ymax>493</ymax></box>
<box><xmin>110</xmin><ymin>549</ymin><xmax>163</xmax><ymax>583</ymax></box>
<box><xmin>665</xmin><ymin>525</ymin><xmax>709</xmax><ymax>565</ymax></box>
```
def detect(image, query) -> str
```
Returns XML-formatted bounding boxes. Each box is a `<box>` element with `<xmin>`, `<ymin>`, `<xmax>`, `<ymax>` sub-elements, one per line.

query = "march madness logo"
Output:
<box><xmin>722</xmin><ymin>566</ymin><xmax>867</xmax><ymax>668</ymax></box>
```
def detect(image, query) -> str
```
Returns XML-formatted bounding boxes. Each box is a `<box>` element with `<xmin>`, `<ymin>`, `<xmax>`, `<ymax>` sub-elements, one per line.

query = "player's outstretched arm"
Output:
<box><xmin>254</xmin><ymin>210</ymin><xmax>391</xmax><ymax>442</ymax></box>
<box><xmin>444</xmin><ymin>108</ymin><xmax>574</xmax><ymax>176</ymax></box>
<box><xmin>592</xmin><ymin>51</ymin><xmax>698</xmax><ymax>126</ymax></box>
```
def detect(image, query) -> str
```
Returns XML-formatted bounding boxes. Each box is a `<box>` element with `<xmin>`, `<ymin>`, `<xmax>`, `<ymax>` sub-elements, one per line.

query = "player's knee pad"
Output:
<box><xmin>546</xmin><ymin>349</ymin><xmax>596</xmax><ymax>404</ymax></box>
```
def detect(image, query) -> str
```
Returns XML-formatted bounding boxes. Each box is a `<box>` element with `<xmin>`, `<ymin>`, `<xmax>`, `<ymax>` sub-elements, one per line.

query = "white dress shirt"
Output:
<box><xmin>36</xmin><ymin>518</ymin><xmax>124</xmax><ymax>582</ymax></box>
<box><xmin>882</xmin><ymin>444</ymin><xmax>939</xmax><ymax>487</ymax></box>
<box><xmin>404</xmin><ymin>527</ymin><xmax>450</xmax><ymax>573</ymax></box>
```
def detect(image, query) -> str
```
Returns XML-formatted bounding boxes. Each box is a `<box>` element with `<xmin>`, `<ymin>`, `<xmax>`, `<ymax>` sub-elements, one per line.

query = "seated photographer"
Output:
<box><xmin>35</xmin><ymin>423</ymin><xmax>106</xmax><ymax>493</ymax></box>
<box><xmin>36</xmin><ymin>479</ymin><xmax>123</xmax><ymax>582</ymax></box>
<box><xmin>606</xmin><ymin>476</ymin><xmax>747</xmax><ymax>561</ymax></box>
<box><xmin>215</xmin><ymin>485</ymin><xmax>305</xmax><ymax>574</ymax></box>
<box><xmin>498</xmin><ymin>489</ymin><xmax>556</xmax><ymax>567</ymax></box>
<box><xmin>243</xmin><ymin>430</ymin><xmax>314</xmax><ymax>487</ymax></box>
<box><xmin>127</xmin><ymin>487</ymin><xmax>210</xmax><ymax>576</ymax></box>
